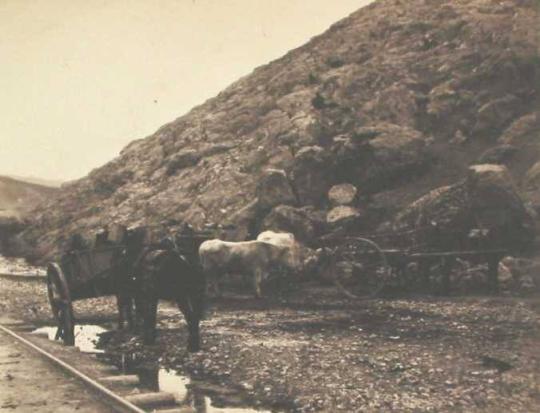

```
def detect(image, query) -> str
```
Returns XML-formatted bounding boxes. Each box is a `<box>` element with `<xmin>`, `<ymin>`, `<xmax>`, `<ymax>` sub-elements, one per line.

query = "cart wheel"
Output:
<box><xmin>334</xmin><ymin>238</ymin><xmax>391</xmax><ymax>298</ymax></box>
<box><xmin>47</xmin><ymin>263</ymin><xmax>75</xmax><ymax>345</ymax></box>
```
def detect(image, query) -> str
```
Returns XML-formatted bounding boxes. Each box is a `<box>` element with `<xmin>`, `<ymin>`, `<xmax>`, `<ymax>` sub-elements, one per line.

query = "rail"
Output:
<box><xmin>0</xmin><ymin>323</ymin><xmax>146</xmax><ymax>413</ymax></box>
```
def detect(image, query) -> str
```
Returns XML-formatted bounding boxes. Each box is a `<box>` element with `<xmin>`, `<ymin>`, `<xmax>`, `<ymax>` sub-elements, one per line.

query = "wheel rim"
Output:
<box><xmin>47</xmin><ymin>263</ymin><xmax>75</xmax><ymax>345</ymax></box>
<box><xmin>335</xmin><ymin>238</ymin><xmax>391</xmax><ymax>297</ymax></box>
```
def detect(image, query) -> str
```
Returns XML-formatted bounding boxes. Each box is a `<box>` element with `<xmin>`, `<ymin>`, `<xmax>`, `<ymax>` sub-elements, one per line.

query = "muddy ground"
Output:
<box><xmin>0</xmin><ymin>276</ymin><xmax>538</xmax><ymax>412</ymax></box>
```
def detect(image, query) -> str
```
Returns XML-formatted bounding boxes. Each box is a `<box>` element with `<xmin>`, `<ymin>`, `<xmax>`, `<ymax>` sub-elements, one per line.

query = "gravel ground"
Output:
<box><xmin>1</xmin><ymin>277</ymin><xmax>539</xmax><ymax>412</ymax></box>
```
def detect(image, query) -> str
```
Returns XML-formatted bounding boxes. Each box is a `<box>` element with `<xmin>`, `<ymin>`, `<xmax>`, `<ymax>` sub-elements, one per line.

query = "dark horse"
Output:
<box><xmin>129</xmin><ymin>225</ymin><xmax>206</xmax><ymax>352</ymax></box>
<box><xmin>93</xmin><ymin>227</ymin><xmax>137</xmax><ymax>331</ymax></box>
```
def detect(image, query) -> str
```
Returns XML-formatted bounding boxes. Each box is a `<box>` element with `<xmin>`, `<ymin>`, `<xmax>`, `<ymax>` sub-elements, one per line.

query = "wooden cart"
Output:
<box><xmin>46</xmin><ymin>245</ymin><xmax>126</xmax><ymax>345</ymax></box>
<box><xmin>318</xmin><ymin>224</ymin><xmax>507</xmax><ymax>298</ymax></box>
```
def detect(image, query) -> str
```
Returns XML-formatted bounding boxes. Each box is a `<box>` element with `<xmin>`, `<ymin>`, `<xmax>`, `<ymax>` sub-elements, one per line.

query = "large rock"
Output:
<box><xmin>290</xmin><ymin>146</ymin><xmax>333</xmax><ymax>205</ymax></box>
<box><xmin>255</xmin><ymin>169</ymin><xmax>296</xmax><ymax>211</ymax></box>
<box><xmin>326</xmin><ymin>206</ymin><xmax>362</xmax><ymax>227</ymax></box>
<box><xmin>393</xmin><ymin>164</ymin><xmax>535</xmax><ymax>250</ymax></box>
<box><xmin>332</xmin><ymin>123</ymin><xmax>429</xmax><ymax>193</ymax></box>
<box><xmin>261</xmin><ymin>205</ymin><xmax>316</xmax><ymax>243</ymax></box>
<box><xmin>328</xmin><ymin>183</ymin><xmax>357</xmax><ymax>206</ymax></box>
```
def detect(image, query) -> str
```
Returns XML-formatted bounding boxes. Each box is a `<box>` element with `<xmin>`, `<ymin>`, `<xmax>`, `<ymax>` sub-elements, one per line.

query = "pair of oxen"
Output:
<box><xmin>110</xmin><ymin>226</ymin><xmax>321</xmax><ymax>353</ymax></box>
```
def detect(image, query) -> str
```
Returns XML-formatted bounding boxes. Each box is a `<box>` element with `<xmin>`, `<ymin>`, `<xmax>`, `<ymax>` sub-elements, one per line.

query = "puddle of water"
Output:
<box><xmin>134</xmin><ymin>365</ymin><xmax>272</xmax><ymax>413</ymax></box>
<box><xmin>32</xmin><ymin>325</ymin><xmax>107</xmax><ymax>353</ymax></box>
<box><xmin>33</xmin><ymin>324</ymin><xmax>277</xmax><ymax>413</ymax></box>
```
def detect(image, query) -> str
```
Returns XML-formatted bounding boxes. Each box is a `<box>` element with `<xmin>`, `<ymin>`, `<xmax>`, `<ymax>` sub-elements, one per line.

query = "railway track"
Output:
<box><xmin>0</xmin><ymin>322</ymin><xmax>196</xmax><ymax>413</ymax></box>
<box><xmin>0</xmin><ymin>273</ymin><xmax>45</xmax><ymax>281</ymax></box>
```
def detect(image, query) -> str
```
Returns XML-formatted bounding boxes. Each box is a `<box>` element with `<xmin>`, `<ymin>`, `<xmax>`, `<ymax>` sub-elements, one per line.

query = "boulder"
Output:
<box><xmin>476</xmin><ymin>144</ymin><xmax>518</xmax><ymax>165</ymax></box>
<box><xmin>290</xmin><ymin>146</ymin><xmax>333</xmax><ymax>205</ymax></box>
<box><xmin>326</xmin><ymin>206</ymin><xmax>362</xmax><ymax>227</ymax></box>
<box><xmin>332</xmin><ymin>123</ymin><xmax>429</xmax><ymax>193</ymax></box>
<box><xmin>261</xmin><ymin>205</ymin><xmax>316</xmax><ymax>242</ymax></box>
<box><xmin>255</xmin><ymin>169</ymin><xmax>296</xmax><ymax>211</ymax></box>
<box><xmin>328</xmin><ymin>183</ymin><xmax>357</xmax><ymax>206</ymax></box>
<box><xmin>394</xmin><ymin>164</ymin><xmax>535</xmax><ymax>250</ymax></box>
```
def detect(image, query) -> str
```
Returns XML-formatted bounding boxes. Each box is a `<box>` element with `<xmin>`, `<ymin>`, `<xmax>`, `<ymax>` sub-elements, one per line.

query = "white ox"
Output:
<box><xmin>199</xmin><ymin>231</ymin><xmax>318</xmax><ymax>297</ymax></box>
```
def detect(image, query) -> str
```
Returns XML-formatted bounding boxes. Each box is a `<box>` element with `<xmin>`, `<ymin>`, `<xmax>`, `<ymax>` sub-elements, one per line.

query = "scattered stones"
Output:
<box><xmin>328</xmin><ymin>184</ymin><xmax>357</xmax><ymax>206</ymax></box>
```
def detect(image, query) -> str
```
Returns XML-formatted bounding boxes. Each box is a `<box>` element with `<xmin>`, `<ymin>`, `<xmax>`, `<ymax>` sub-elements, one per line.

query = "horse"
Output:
<box><xmin>131</xmin><ymin>225</ymin><xmax>206</xmax><ymax>352</ymax></box>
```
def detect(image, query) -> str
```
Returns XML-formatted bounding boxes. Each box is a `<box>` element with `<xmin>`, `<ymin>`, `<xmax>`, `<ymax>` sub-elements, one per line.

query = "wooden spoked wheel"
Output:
<box><xmin>46</xmin><ymin>263</ymin><xmax>75</xmax><ymax>345</ymax></box>
<box><xmin>334</xmin><ymin>238</ymin><xmax>391</xmax><ymax>298</ymax></box>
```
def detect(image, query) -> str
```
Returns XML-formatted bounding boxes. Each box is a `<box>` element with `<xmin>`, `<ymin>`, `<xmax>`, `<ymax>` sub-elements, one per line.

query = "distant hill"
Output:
<box><xmin>14</xmin><ymin>0</ymin><xmax>540</xmax><ymax>261</ymax></box>
<box><xmin>6</xmin><ymin>175</ymin><xmax>63</xmax><ymax>188</ymax></box>
<box><xmin>0</xmin><ymin>176</ymin><xmax>58</xmax><ymax>219</ymax></box>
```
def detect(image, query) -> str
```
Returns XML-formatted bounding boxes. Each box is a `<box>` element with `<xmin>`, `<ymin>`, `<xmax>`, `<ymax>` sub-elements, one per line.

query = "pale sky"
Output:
<box><xmin>0</xmin><ymin>0</ymin><xmax>371</xmax><ymax>182</ymax></box>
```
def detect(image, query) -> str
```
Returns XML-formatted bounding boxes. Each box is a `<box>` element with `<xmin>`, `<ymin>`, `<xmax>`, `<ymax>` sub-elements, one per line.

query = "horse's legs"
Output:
<box><xmin>178</xmin><ymin>298</ymin><xmax>201</xmax><ymax>352</ymax></box>
<box><xmin>127</xmin><ymin>297</ymin><xmax>135</xmax><ymax>330</ymax></box>
<box><xmin>143</xmin><ymin>296</ymin><xmax>158</xmax><ymax>344</ymax></box>
<box><xmin>253</xmin><ymin>268</ymin><xmax>263</xmax><ymax>298</ymax></box>
<box><xmin>207</xmin><ymin>270</ymin><xmax>222</xmax><ymax>298</ymax></box>
<box><xmin>134</xmin><ymin>293</ymin><xmax>145</xmax><ymax>333</ymax></box>
<box><xmin>116</xmin><ymin>294</ymin><xmax>125</xmax><ymax>330</ymax></box>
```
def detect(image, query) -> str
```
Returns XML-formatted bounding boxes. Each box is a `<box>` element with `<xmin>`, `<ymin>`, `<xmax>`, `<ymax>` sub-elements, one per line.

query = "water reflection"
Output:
<box><xmin>32</xmin><ymin>324</ymin><xmax>107</xmax><ymax>353</ymax></box>
<box><xmin>135</xmin><ymin>365</ymin><xmax>272</xmax><ymax>413</ymax></box>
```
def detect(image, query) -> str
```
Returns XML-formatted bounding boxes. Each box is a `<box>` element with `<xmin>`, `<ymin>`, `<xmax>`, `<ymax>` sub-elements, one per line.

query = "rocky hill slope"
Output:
<box><xmin>15</xmin><ymin>0</ymin><xmax>540</xmax><ymax>261</ymax></box>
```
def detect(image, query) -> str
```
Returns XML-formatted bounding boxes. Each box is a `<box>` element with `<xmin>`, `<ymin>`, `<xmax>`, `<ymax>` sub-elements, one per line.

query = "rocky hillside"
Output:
<box><xmin>16</xmin><ymin>0</ymin><xmax>540</xmax><ymax>261</ymax></box>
